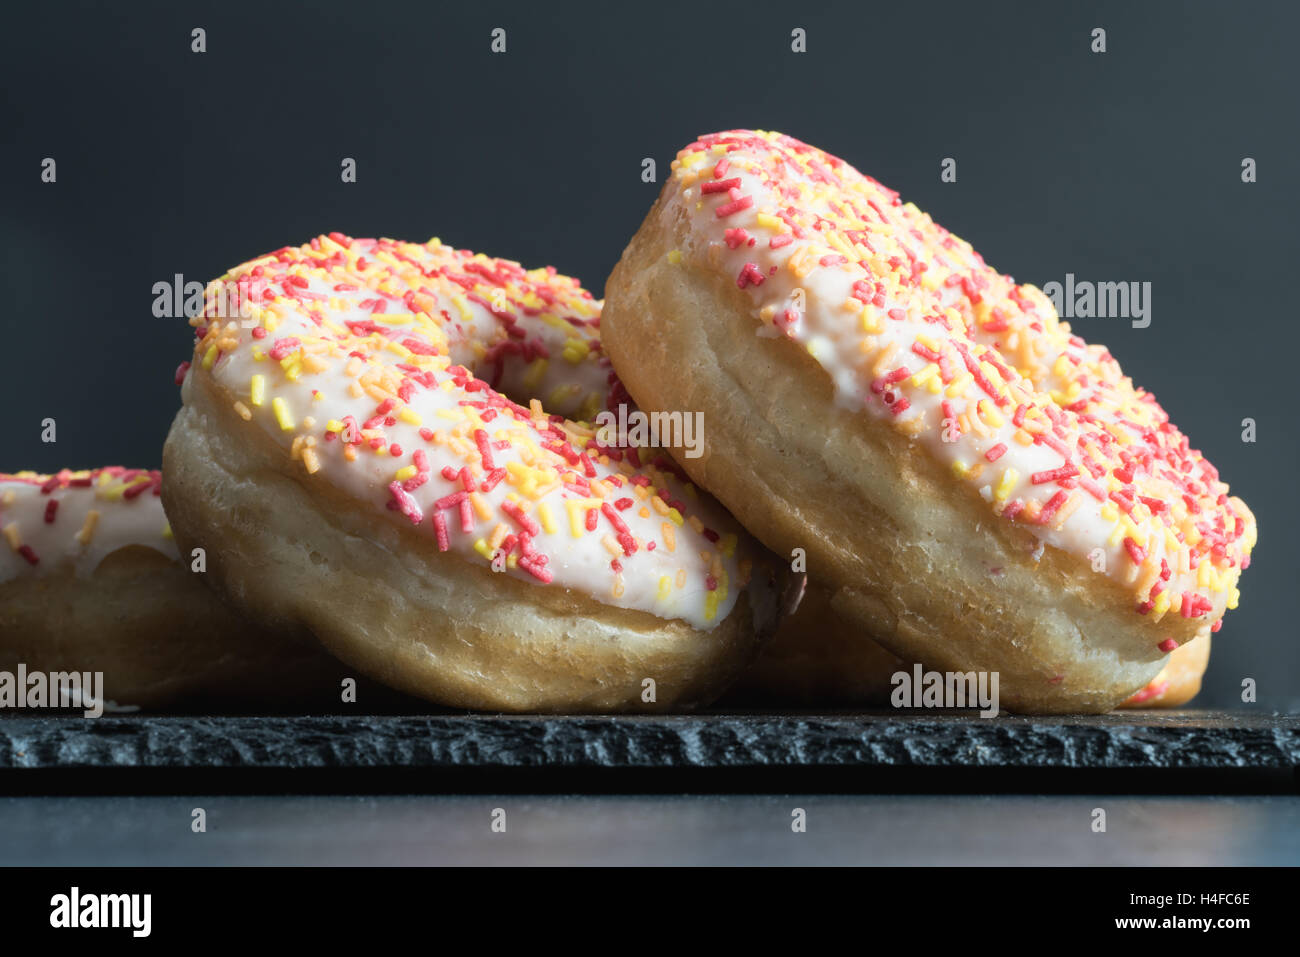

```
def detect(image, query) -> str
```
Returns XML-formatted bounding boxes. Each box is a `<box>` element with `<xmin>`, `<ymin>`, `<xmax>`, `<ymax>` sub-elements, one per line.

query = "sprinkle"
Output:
<box><xmin>715</xmin><ymin>195</ymin><xmax>754</xmax><ymax>218</ymax></box>
<box><xmin>994</xmin><ymin>468</ymin><xmax>1018</xmax><ymax>502</ymax></box>
<box><xmin>502</xmin><ymin>500</ymin><xmax>541</xmax><ymax>537</ymax></box>
<box><xmin>76</xmin><ymin>510</ymin><xmax>100</xmax><ymax>544</ymax></box>
<box><xmin>1037</xmin><ymin>490</ymin><xmax>1070</xmax><ymax>525</ymax></box>
<box><xmin>1031</xmin><ymin>464</ymin><xmax>1078</xmax><ymax>485</ymax></box>
<box><xmin>387</xmin><ymin>481</ymin><xmax>424</xmax><ymax>525</ymax></box>
<box><xmin>271</xmin><ymin>397</ymin><xmax>295</xmax><ymax>430</ymax></box>
<box><xmin>474</xmin><ymin>429</ymin><xmax>495</xmax><ymax>470</ymax></box>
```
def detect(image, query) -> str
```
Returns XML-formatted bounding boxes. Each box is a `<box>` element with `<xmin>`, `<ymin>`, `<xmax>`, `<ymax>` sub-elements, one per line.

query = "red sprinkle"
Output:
<box><xmin>474</xmin><ymin>429</ymin><xmax>495</xmax><ymax>470</ymax></box>
<box><xmin>702</xmin><ymin>178</ymin><xmax>742</xmax><ymax>194</ymax></box>
<box><xmin>388</xmin><ymin>482</ymin><xmax>424</xmax><ymax>525</ymax></box>
<box><xmin>715</xmin><ymin>195</ymin><xmax>754</xmax><ymax>218</ymax></box>
<box><xmin>1031</xmin><ymin>465</ymin><xmax>1078</xmax><ymax>485</ymax></box>
<box><xmin>502</xmin><ymin>500</ymin><xmax>541</xmax><ymax>537</ymax></box>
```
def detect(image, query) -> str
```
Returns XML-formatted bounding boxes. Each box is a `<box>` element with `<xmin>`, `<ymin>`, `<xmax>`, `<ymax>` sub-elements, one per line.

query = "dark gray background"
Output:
<box><xmin>2</xmin><ymin>0</ymin><xmax>1295</xmax><ymax>708</ymax></box>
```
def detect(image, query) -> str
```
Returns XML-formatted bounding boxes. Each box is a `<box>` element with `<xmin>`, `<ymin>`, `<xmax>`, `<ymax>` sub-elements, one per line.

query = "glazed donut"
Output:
<box><xmin>163</xmin><ymin>234</ymin><xmax>793</xmax><ymax>712</ymax></box>
<box><xmin>602</xmin><ymin>129</ymin><xmax>1256</xmax><ymax>713</ymax></box>
<box><xmin>0</xmin><ymin>467</ymin><xmax>359</xmax><ymax>710</ymax></box>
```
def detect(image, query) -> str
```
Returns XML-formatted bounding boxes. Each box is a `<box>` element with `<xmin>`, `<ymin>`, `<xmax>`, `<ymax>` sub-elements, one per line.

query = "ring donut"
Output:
<box><xmin>603</xmin><ymin>130</ymin><xmax>1256</xmax><ymax>713</ymax></box>
<box><xmin>0</xmin><ymin>467</ymin><xmax>356</xmax><ymax>710</ymax></box>
<box><xmin>163</xmin><ymin>234</ymin><xmax>794</xmax><ymax>712</ymax></box>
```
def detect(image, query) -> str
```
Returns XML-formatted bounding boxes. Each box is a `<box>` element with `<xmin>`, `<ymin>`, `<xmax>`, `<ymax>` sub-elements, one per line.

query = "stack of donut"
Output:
<box><xmin>602</xmin><ymin>129</ymin><xmax>1255</xmax><ymax>713</ymax></box>
<box><xmin>1</xmin><ymin>131</ymin><xmax>1254</xmax><ymax>715</ymax></box>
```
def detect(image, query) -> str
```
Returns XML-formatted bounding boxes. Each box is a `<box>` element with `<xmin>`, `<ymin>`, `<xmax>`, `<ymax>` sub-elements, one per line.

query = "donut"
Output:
<box><xmin>0</xmin><ymin>467</ymin><xmax>358</xmax><ymax>711</ymax></box>
<box><xmin>602</xmin><ymin>130</ymin><xmax>1256</xmax><ymax>713</ymax></box>
<box><xmin>162</xmin><ymin>234</ymin><xmax>794</xmax><ymax>712</ymax></box>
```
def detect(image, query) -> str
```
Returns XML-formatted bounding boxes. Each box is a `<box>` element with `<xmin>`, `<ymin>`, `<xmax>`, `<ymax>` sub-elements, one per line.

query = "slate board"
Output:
<box><xmin>0</xmin><ymin>709</ymin><xmax>1296</xmax><ymax>771</ymax></box>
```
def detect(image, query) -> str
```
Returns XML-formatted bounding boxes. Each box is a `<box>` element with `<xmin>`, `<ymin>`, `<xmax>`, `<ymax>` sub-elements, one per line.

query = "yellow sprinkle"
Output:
<box><xmin>910</xmin><ymin>363</ymin><xmax>940</xmax><ymax>389</ymax></box>
<box><xmin>469</xmin><ymin>492</ymin><xmax>492</xmax><ymax>521</ymax></box>
<box><xmin>474</xmin><ymin>539</ymin><xmax>493</xmax><ymax>560</ymax></box>
<box><xmin>522</xmin><ymin>359</ymin><xmax>549</xmax><ymax>392</ymax></box>
<box><xmin>945</xmin><ymin>372</ymin><xmax>974</xmax><ymax>398</ymax></box>
<box><xmin>537</xmin><ymin>502</ymin><xmax>557</xmax><ymax>535</ymax></box>
<box><xmin>271</xmin><ymin>397</ymin><xmax>295</xmax><ymax>431</ymax></box>
<box><xmin>704</xmin><ymin>590</ymin><xmax>719</xmax><ymax>621</ymax></box>
<box><xmin>1227</xmin><ymin>588</ymin><xmax>1240</xmax><ymax>611</ymax></box>
<box><xmin>201</xmin><ymin>344</ymin><xmax>218</xmax><ymax>369</ymax></box>
<box><xmin>2</xmin><ymin>523</ymin><xmax>21</xmax><ymax>551</ymax></box>
<box><xmin>76</xmin><ymin>510</ymin><xmax>100</xmax><ymax>545</ymax></box>
<box><xmin>661</xmin><ymin>522</ymin><xmax>676</xmax><ymax>552</ymax></box>
<box><xmin>250</xmin><ymin>375</ymin><xmax>266</xmax><ymax>407</ymax></box>
<box><xmin>657</xmin><ymin>576</ymin><xmax>672</xmax><ymax>600</ymax></box>
<box><xmin>566</xmin><ymin>499</ymin><xmax>591</xmax><ymax>538</ymax></box>
<box><xmin>994</xmin><ymin>468</ymin><xmax>1018</xmax><ymax>502</ymax></box>
<box><xmin>232</xmin><ymin>401</ymin><xmax>252</xmax><ymax>421</ymax></box>
<box><xmin>301</xmin><ymin>448</ymin><xmax>321</xmax><ymax>474</ymax></box>
<box><xmin>398</xmin><ymin>407</ymin><xmax>423</xmax><ymax>426</ymax></box>
<box><xmin>667</xmin><ymin>249</ymin><xmax>683</xmax><ymax>265</ymax></box>
<box><xmin>395</xmin><ymin>465</ymin><xmax>418</xmax><ymax>481</ymax></box>
<box><xmin>720</xmin><ymin>533</ymin><xmax>737</xmax><ymax>559</ymax></box>
<box><xmin>1153</xmin><ymin>590</ymin><xmax>1171</xmax><ymax>620</ymax></box>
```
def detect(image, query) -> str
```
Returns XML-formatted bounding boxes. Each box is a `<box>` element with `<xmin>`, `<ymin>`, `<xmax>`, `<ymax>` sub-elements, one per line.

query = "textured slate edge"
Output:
<box><xmin>1</xmin><ymin>711</ymin><xmax>1296</xmax><ymax>770</ymax></box>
